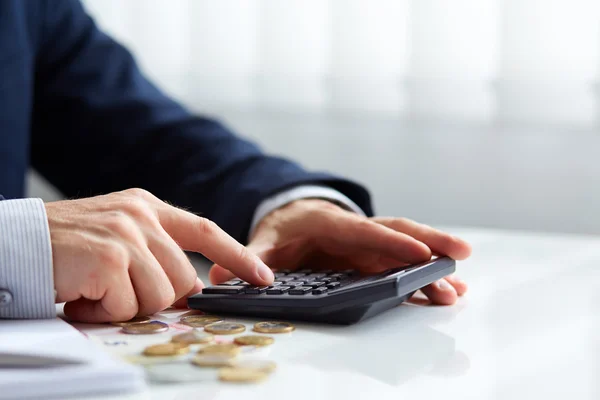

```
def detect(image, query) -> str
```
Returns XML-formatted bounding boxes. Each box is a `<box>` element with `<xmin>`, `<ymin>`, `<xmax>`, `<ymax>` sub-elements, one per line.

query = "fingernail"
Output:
<box><xmin>437</xmin><ymin>280</ymin><xmax>452</xmax><ymax>291</ymax></box>
<box><xmin>257</xmin><ymin>262</ymin><xmax>274</xmax><ymax>283</ymax></box>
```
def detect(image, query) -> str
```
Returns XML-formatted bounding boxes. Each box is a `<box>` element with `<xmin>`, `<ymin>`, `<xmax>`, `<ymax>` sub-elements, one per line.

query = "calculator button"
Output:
<box><xmin>276</xmin><ymin>276</ymin><xmax>295</xmax><ymax>282</ymax></box>
<box><xmin>304</xmin><ymin>281</ymin><xmax>325</xmax><ymax>288</ymax></box>
<box><xmin>297</xmin><ymin>269</ymin><xmax>313</xmax><ymax>274</ymax></box>
<box><xmin>307</xmin><ymin>273</ymin><xmax>327</xmax><ymax>279</ymax></box>
<box><xmin>329</xmin><ymin>273</ymin><xmax>345</xmax><ymax>280</ymax></box>
<box><xmin>245</xmin><ymin>286</ymin><xmax>269</xmax><ymax>294</ymax></box>
<box><xmin>312</xmin><ymin>287</ymin><xmax>328</xmax><ymax>295</ymax></box>
<box><xmin>274</xmin><ymin>272</ymin><xmax>287</xmax><ymax>278</ymax></box>
<box><xmin>270</xmin><ymin>282</ymin><xmax>283</xmax><ymax>287</ymax></box>
<box><xmin>280</xmin><ymin>269</ymin><xmax>292</xmax><ymax>274</ymax></box>
<box><xmin>288</xmin><ymin>286</ymin><xmax>313</xmax><ymax>295</ymax></box>
<box><xmin>202</xmin><ymin>286</ymin><xmax>245</xmax><ymax>294</ymax></box>
<box><xmin>266</xmin><ymin>286</ymin><xmax>291</xmax><ymax>295</ymax></box>
<box><xmin>326</xmin><ymin>282</ymin><xmax>341</xmax><ymax>289</ymax></box>
<box><xmin>221</xmin><ymin>280</ymin><xmax>242</xmax><ymax>286</ymax></box>
<box><xmin>319</xmin><ymin>277</ymin><xmax>334</xmax><ymax>284</ymax></box>
<box><xmin>284</xmin><ymin>281</ymin><xmax>304</xmax><ymax>287</ymax></box>
<box><xmin>287</xmin><ymin>273</ymin><xmax>308</xmax><ymax>278</ymax></box>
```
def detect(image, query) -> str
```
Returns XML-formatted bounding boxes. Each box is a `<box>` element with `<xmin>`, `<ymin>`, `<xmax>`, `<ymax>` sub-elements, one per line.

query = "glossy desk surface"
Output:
<box><xmin>79</xmin><ymin>227</ymin><xmax>600</xmax><ymax>400</ymax></box>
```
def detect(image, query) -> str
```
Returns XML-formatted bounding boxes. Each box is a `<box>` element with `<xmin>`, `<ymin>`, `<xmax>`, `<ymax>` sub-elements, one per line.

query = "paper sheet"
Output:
<box><xmin>0</xmin><ymin>318</ymin><xmax>146</xmax><ymax>399</ymax></box>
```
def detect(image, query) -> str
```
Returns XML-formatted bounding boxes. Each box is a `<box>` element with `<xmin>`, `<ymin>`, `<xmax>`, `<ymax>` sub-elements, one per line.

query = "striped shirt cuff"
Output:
<box><xmin>249</xmin><ymin>185</ymin><xmax>366</xmax><ymax>240</ymax></box>
<box><xmin>0</xmin><ymin>199</ymin><xmax>55</xmax><ymax>319</ymax></box>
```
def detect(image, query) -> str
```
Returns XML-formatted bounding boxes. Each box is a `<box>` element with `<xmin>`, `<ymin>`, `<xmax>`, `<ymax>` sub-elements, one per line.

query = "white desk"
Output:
<box><xmin>78</xmin><ymin>227</ymin><xmax>600</xmax><ymax>400</ymax></box>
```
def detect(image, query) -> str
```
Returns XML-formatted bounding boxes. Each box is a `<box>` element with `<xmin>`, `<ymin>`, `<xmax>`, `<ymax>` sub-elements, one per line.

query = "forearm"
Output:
<box><xmin>0</xmin><ymin>198</ymin><xmax>55</xmax><ymax>319</ymax></box>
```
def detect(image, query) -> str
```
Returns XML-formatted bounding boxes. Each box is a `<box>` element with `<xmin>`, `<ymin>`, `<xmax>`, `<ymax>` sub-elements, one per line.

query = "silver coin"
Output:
<box><xmin>122</xmin><ymin>320</ymin><xmax>169</xmax><ymax>334</ymax></box>
<box><xmin>145</xmin><ymin>363</ymin><xmax>218</xmax><ymax>383</ymax></box>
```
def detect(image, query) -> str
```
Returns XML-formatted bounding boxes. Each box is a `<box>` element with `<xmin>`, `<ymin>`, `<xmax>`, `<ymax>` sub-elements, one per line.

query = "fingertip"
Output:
<box><xmin>421</xmin><ymin>280</ymin><xmax>458</xmax><ymax>305</ymax></box>
<box><xmin>256</xmin><ymin>262</ymin><xmax>274</xmax><ymax>285</ymax></box>
<box><xmin>445</xmin><ymin>275</ymin><xmax>468</xmax><ymax>296</ymax></box>
<box><xmin>449</xmin><ymin>236</ymin><xmax>473</xmax><ymax>260</ymax></box>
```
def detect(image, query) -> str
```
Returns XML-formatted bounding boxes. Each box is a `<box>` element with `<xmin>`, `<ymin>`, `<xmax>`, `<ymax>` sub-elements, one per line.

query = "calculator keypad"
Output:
<box><xmin>201</xmin><ymin>269</ymin><xmax>358</xmax><ymax>296</ymax></box>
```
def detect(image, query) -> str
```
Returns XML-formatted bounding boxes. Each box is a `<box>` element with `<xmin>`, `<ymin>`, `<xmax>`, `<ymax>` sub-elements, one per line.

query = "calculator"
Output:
<box><xmin>187</xmin><ymin>257</ymin><xmax>456</xmax><ymax>324</ymax></box>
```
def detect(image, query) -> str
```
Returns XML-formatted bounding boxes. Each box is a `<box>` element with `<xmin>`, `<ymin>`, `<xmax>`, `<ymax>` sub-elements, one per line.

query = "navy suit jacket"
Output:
<box><xmin>0</xmin><ymin>0</ymin><xmax>373</xmax><ymax>243</ymax></box>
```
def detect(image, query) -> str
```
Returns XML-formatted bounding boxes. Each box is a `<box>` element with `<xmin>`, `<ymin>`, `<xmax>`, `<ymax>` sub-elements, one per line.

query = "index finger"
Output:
<box><xmin>155</xmin><ymin>205</ymin><xmax>274</xmax><ymax>286</ymax></box>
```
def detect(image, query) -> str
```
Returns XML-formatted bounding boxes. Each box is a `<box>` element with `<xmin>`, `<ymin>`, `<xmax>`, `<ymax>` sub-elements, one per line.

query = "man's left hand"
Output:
<box><xmin>209</xmin><ymin>199</ymin><xmax>472</xmax><ymax>305</ymax></box>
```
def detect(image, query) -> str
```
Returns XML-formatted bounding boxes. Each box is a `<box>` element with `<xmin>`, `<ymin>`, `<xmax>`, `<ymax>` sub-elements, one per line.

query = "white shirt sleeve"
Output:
<box><xmin>248</xmin><ymin>185</ymin><xmax>367</xmax><ymax>240</ymax></box>
<box><xmin>0</xmin><ymin>198</ymin><xmax>56</xmax><ymax>319</ymax></box>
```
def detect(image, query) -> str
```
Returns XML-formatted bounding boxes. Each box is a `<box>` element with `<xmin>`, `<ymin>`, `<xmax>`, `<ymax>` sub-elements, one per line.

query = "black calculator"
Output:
<box><xmin>188</xmin><ymin>257</ymin><xmax>455</xmax><ymax>324</ymax></box>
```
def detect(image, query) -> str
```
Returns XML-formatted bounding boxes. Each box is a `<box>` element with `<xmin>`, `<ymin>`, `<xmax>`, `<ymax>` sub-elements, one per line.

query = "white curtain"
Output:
<box><xmin>81</xmin><ymin>0</ymin><xmax>600</xmax><ymax>127</ymax></box>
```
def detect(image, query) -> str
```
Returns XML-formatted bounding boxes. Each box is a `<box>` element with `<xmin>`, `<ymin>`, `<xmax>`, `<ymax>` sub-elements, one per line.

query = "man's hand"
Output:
<box><xmin>209</xmin><ymin>199</ymin><xmax>472</xmax><ymax>305</ymax></box>
<box><xmin>47</xmin><ymin>188</ymin><xmax>274</xmax><ymax>323</ymax></box>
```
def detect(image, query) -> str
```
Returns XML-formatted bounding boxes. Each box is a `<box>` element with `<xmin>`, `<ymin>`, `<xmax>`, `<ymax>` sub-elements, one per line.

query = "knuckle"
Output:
<box><xmin>121</xmin><ymin>198</ymin><xmax>156</xmax><ymax>222</ymax></box>
<box><xmin>123</xmin><ymin>188</ymin><xmax>152</xmax><ymax>199</ymax></box>
<box><xmin>104</xmin><ymin>212</ymin><xmax>138</xmax><ymax>237</ymax></box>
<box><xmin>195</xmin><ymin>217</ymin><xmax>217</xmax><ymax>236</ymax></box>
<box><xmin>98</xmin><ymin>242</ymin><xmax>129</xmax><ymax>270</ymax></box>
<box><xmin>236</xmin><ymin>245</ymin><xmax>253</xmax><ymax>264</ymax></box>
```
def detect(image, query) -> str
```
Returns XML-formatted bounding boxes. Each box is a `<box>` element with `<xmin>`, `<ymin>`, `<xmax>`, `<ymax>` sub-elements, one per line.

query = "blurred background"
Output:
<box><xmin>29</xmin><ymin>0</ymin><xmax>600</xmax><ymax>235</ymax></box>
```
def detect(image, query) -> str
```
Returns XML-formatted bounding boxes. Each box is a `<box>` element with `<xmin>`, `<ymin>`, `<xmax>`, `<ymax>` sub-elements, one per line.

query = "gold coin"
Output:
<box><xmin>233</xmin><ymin>360</ymin><xmax>277</xmax><ymax>373</ymax></box>
<box><xmin>192</xmin><ymin>354</ymin><xmax>236</xmax><ymax>367</ymax></box>
<box><xmin>197</xmin><ymin>343</ymin><xmax>241</xmax><ymax>356</ymax></box>
<box><xmin>171</xmin><ymin>329</ymin><xmax>214</xmax><ymax>345</ymax></box>
<box><xmin>204</xmin><ymin>322</ymin><xmax>246</xmax><ymax>335</ymax></box>
<box><xmin>180</xmin><ymin>315</ymin><xmax>222</xmax><ymax>328</ymax></box>
<box><xmin>218</xmin><ymin>367</ymin><xmax>269</xmax><ymax>383</ymax></box>
<box><xmin>253</xmin><ymin>321</ymin><xmax>295</xmax><ymax>334</ymax></box>
<box><xmin>234</xmin><ymin>335</ymin><xmax>274</xmax><ymax>347</ymax></box>
<box><xmin>143</xmin><ymin>343</ymin><xmax>190</xmax><ymax>357</ymax></box>
<box><xmin>122</xmin><ymin>321</ymin><xmax>169</xmax><ymax>334</ymax></box>
<box><xmin>110</xmin><ymin>316</ymin><xmax>151</xmax><ymax>327</ymax></box>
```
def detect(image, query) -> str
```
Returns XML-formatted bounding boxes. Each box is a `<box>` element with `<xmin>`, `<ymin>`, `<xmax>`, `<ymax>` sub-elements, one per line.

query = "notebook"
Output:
<box><xmin>0</xmin><ymin>317</ymin><xmax>146</xmax><ymax>399</ymax></box>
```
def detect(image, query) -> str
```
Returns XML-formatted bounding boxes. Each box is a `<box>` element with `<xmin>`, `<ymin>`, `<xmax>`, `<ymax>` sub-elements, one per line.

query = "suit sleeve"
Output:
<box><xmin>30</xmin><ymin>0</ymin><xmax>373</xmax><ymax>243</ymax></box>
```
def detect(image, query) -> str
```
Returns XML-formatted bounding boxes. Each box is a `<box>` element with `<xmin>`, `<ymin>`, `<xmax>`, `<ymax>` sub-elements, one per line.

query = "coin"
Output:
<box><xmin>204</xmin><ymin>322</ymin><xmax>246</xmax><ymax>335</ymax></box>
<box><xmin>143</xmin><ymin>343</ymin><xmax>190</xmax><ymax>357</ymax></box>
<box><xmin>145</xmin><ymin>363</ymin><xmax>218</xmax><ymax>383</ymax></box>
<box><xmin>110</xmin><ymin>316</ymin><xmax>151</xmax><ymax>327</ymax></box>
<box><xmin>218</xmin><ymin>367</ymin><xmax>269</xmax><ymax>383</ymax></box>
<box><xmin>253</xmin><ymin>321</ymin><xmax>295</xmax><ymax>334</ymax></box>
<box><xmin>122</xmin><ymin>321</ymin><xmax>169</xmax><ymax>334</ymax></box>
<box><xmin>180</xmin><ymin>315</ymin><xmax>222</xmax><ymax>328</ymax></box>
<box><xmin>233</xmin><ymin>359</ymin><xmax>277</xmax><ymax>373</ymax></box>
<box><xmin>192</xmin><ymin>354</ymin><xmax>236</xmax><ymax>367</ymax></box>
<box><xmin>234</xmin><ymin>335</ymin><xmax>274</xmax><ymax>347</ymax></box>
<box><xmin>197</xmin><ymin>343</ymin><xmax>241</xmax><ymax>356</ymax></box>
<box><xmin>172</xmin><ymin>329</ymin><xmax>214</xmax><ymax>345</ymax></box>
<box><xmin>123</xmin><ymin>355</ymin><xmax>183</xmax><ymax>365</ymax></box>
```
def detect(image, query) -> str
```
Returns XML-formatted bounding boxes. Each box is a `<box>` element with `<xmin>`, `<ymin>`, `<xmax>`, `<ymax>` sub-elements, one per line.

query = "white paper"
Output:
<box><xmin>0</xmin><ymin>318</ymin><xmax>146</xmax><ymax>399</ymax></box>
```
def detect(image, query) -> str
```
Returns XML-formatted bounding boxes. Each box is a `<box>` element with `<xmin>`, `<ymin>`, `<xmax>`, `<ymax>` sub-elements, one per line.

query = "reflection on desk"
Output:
<box><xmin>75</xmin><ymin>227</ymin><xmax>600</xmax><ymax>400</ymax></box>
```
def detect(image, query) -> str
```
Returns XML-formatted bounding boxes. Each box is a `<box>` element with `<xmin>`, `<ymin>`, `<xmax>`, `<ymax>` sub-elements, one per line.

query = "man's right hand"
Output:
<box><xmin>46</xmin><ymin>188</ymin><xmax>274</xmax><ymax>323</ymax></box>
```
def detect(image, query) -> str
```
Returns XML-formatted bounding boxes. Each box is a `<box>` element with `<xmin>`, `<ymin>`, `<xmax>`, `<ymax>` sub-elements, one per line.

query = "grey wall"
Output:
<box><xmin>28</xmin><ymin>109</ymin><xmax>600</xmax><ymax>235</ymax></box>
